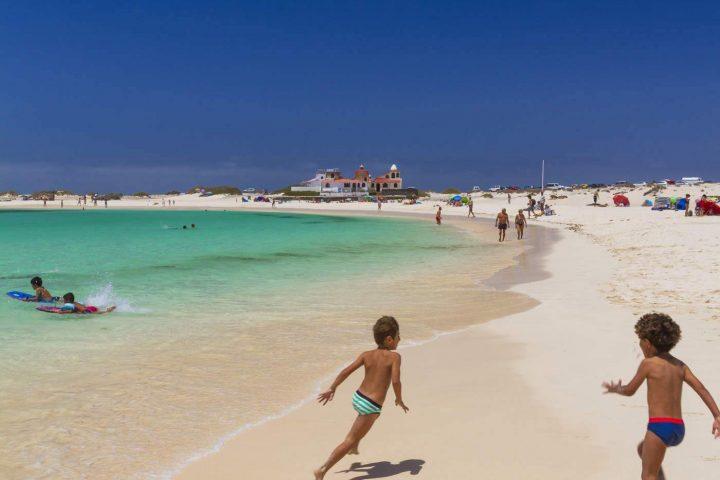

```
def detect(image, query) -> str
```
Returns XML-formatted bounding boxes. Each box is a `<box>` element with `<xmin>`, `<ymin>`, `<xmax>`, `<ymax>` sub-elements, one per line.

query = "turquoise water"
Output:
<box><xmin>0</xmin><ymin>210</ymin><xmax>509</xmax><ymax>479</ymax></box>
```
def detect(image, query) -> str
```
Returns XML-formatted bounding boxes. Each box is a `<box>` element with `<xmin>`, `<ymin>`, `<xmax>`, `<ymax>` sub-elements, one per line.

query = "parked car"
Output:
<box><xmin>489</xmin><ymin>185</ymin><xmax>502</xmax><ymax>192</ymax></box>
<box><xmin>242</xmin><ymin>187</ymin><xmax>257</xmax><ymax>193</ymax></box>
<box><xmin>544</xmin><ymin>182</ymin><xmax>566</xmax><ymax>190</ymax></box>
<box><xmin>472</xmin><ymin>186</ymin><xmax>482</xmax><ymax>192</ymax></box>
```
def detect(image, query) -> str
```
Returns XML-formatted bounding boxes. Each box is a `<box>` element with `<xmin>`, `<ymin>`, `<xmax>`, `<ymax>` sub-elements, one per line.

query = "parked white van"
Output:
<box><xmin>680</xmin><ymin>177</ymin><xmax>703</xmax><ymax>185</ymax></box>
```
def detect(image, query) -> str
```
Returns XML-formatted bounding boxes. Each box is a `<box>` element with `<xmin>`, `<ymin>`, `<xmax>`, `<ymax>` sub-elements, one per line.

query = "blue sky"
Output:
<box><xmin>1</xmin><ymin>1</ymin><xmax>719</xmax><ymax>192</ymax></box>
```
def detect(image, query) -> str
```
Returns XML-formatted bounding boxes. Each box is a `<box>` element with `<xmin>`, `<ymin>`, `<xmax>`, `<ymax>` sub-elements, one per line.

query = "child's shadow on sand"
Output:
<box><xmin>338</xmin><ymin>459</ymin><xmax>425</xmax><ymax>479</ymax></box>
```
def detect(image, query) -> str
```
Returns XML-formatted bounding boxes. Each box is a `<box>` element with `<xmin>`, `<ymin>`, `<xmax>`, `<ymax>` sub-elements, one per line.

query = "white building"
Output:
<box><xmin>291</xmin><ymin>164</ymin><xmax>403</xmax><ymax>197</ymax></box>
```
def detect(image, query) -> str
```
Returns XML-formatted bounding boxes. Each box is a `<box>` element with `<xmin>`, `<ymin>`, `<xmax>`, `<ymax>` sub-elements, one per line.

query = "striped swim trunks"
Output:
<box><xmin>352</xmin><ymin>390</ymin><xmax>382</xmax><ymax>415</ymax></box>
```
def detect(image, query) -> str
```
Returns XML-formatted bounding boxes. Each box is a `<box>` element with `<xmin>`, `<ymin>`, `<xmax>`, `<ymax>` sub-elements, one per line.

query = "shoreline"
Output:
<box><xmin>172</xmin><ymin>209</ymin><xmax>561</xmax><ymax>479</ymax></box>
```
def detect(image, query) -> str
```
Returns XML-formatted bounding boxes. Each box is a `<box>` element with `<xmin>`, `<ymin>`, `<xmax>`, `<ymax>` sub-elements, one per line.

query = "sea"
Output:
<box><xmin>0</xmin><ymin>209</ymin><xmax>526</xmax><ymax>479</ymax></box>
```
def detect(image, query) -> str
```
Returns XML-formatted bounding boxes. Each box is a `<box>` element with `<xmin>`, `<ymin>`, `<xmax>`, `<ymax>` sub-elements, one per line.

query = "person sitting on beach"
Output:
<box><xmin>59</xmin><ymin>292</ymin><xmax>116</xmax><ymax>314</ymax></box>
<box><xmin>684</xmin><ymin>194</ymin><xmax>692</xmax><ymax>217</ymax></box>
<box><xmin>496</xmin><ymin>208</ymin><xmax>509</xmax><ymax>242</ymax></box>
<box><xmin>436</xmin><ymin>206</ymin><xmax>442</xmax><ymax>225</ymax></box>
<box><xmin>603</xmin><ymin>313</ymin><xmax>720</xmax><ymax>480</ymax></box>
<box><xmin>515</xmin><ymin>209</ymin><xmax>527</xmax><ymax>240</ymax></box>
<box><xmin>25</xmin><ymin>276</ymin><xmax>56</xmax><ymax>302</ymax></box>
<box><xmin>314</xmin><ymin>316</ymin><xmax>409</xmax><ymax>480</ymax></box>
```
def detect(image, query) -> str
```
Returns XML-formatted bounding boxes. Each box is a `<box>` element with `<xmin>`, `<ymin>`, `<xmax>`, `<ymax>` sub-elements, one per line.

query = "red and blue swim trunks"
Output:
<box><xmin>648</xmin><ymin>417</ymin><xmax>685</xmax><ymax>447</ymax></box>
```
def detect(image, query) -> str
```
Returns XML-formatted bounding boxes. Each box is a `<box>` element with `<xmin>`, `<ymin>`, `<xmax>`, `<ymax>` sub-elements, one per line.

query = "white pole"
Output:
<box><xmin>541</xmin><ymin>160</ymin><xmax>545</xmax><ymax>192</ymax></box>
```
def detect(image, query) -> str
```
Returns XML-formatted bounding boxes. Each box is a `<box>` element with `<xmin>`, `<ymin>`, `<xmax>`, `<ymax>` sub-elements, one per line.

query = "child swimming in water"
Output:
<box><xmin>26</xmin><ymin>276</ymin><xmax>57</xmax><ymax>302</ymax></box>
<box><xmin>314</xmin><ymin>316</ymin><xmax>409</xmax><ymax>480</ymax></box>
<box><xmin>59</xmin><ymin>293</ymin><xmax>116</xmax><ymax>314</ymax></box>
<box><xmin>603</xmin><ymin>313</ymin><xmax>720</xmax><ymax>480</ymax></box>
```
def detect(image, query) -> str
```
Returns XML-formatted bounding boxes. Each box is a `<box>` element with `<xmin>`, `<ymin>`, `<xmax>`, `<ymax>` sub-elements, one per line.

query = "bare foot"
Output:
<box><xmin>313</xmin><ymin>467</ymin><xmax>325</xmax><ymax>480</ymax></box>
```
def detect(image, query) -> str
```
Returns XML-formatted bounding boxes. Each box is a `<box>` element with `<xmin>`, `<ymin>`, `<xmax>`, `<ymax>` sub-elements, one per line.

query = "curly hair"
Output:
<box><xmin>635</xmin><ymin>313</ymin><xmax>681</xmax><ymax>353</ymax></box>
<box><xmin>373</xmin><ymin>316</ymin><xmax>399</xmax><ymax>347</ymax></box>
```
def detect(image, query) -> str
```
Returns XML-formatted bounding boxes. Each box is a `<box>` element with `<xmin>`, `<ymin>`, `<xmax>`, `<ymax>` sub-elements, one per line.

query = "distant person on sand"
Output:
<box><xmin>314</xmin><ymin>316</ymin><xmax>409</xmax><ymax>480</ymax></box>
<box><xmin>467</xmin><ymin>198</ymin><xmax>475</xmax><ymax>218</ymax></box>
<box><xmin>59</xmin><ymin>292</ymin><xmax>116</xmax><ymax>314</ymax></box>
<box><xmin>43</xmin><ymin>199</ymin><xmax>47</xmax><ymax>207</ymax></box>
<box><xmin>603</xmin><ymin>313</ymin><xmax>720</xmax><ymax>480</ymax></box>
<box><xmin>593</xmin><ymin>189</ymin><xmax>599</xmax><ymax>205</ymax></box>
<box><xmin>507</xmin><ymin>192</ymin><xmax>511</xmax><ymax>204</ymax></box>
<box><xmin>436</xmin><ymin>206</ymin><xmax>442</xmax><ymax>225</ymax></box>
<box><xmin>377</xmin><ymin>195</ymin><xmax>382</xmax><ymax>211</ymax></box>
<box><xmin>496</xmin><ymin>208</ymin><xmax>509</xmax><ymax>242</ymax></box>
<box><xmin>515</xmin><ymin>209</ymin><xmax>527</xmax><ymax>240</ymax></box>
<box><xmin>60</xmin><ymin>199</ymin><xmax>64</xmax><ymax>208</ymax></box>
<box><xmin>527</xmin><ymin>195</ymin><xmax>536</xmax><ymax>216</ymax></box>
<box><xmin>685</xmin><ymin>194</ymin><xmax>692</xmax><ymax>216</ymax></box>
<box><xmin>104</xmin><ymin>199</ymin><xmax>108</xmax><ymax>208</ymax></box>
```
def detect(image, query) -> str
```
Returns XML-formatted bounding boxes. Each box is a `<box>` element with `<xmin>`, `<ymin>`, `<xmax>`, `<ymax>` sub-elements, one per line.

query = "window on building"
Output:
<box><xmin>394</xmin><ymin>183</ymin><xmax>398</xmax><ymax>188</ymax></box>
<box><xmin>325</xmin><ymin>183</ymin><xmax>330</xmax><ymax>188</ymax></box>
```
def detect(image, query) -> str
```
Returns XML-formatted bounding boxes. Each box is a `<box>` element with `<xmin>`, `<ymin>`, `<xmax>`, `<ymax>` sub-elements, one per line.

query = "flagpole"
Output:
<box><xmin>541</xmin><ymin>160</ymin><xmax>545</xmax><ymax>193</ymax></box>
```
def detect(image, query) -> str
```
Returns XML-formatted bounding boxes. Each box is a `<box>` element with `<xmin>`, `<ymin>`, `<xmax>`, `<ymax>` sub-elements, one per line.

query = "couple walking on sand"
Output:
<box><xmin>495</xmin><ymin>208</ymin><xmax>527</xmax><ymax>241</ymax></box>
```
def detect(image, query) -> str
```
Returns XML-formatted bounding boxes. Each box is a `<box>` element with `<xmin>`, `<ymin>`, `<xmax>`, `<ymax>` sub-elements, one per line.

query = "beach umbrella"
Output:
<box><xmin>450</xmin><ymin>195</ymin><xmax>462</xmax><ymax>201</ymax></box>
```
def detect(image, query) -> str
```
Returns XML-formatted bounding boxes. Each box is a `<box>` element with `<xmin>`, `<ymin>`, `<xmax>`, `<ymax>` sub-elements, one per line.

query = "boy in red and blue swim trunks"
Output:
<box><xmin>603</xmin><ymin>313</ymin><xmax>720</xmax><ymax>479</ymax></box>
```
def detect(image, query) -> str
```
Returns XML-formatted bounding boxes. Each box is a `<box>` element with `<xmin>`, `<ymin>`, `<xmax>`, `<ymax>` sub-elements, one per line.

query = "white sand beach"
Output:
<box><xmin>3</xmin><ymin>185</ymin><xmax>720</xmax><ymax>479</ymax></box>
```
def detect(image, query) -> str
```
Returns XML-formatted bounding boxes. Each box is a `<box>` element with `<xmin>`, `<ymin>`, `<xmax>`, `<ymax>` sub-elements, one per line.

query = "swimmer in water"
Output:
<box><xmin>58</xmin><ymin>292</ymin><xmax>116</xmax><ymax>314</ymax></box>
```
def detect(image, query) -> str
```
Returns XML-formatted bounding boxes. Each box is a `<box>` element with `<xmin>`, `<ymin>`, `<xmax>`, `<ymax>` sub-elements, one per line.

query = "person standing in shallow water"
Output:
<box><xmin>495</xmin><ymin>208</ymin><xmax>509</xmax><ymax>242</ymax></box>
<box><xmin>435</xmin><ymin>206</ymin><xmax>442</xmax><ymax>225</ymax></box>
<box><xmin>515</xmin><ymin>209</ymin><xmax>527</xmax><ymax>239</ymax></box>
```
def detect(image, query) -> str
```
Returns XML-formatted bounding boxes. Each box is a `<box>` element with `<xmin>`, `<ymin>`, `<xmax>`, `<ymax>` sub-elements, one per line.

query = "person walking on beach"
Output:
<box><xmin>507</xmin><ymin>192</ymin><xmax>511</xmax><ymax>204</ymax></box>
<box><xmin>314</xmin><ymin>316</ymin><xmax>409</xmax><ymax>480</ymax></box>
<box><xmin>527</xmin><ymin>195</ymin><xmax>535</xmax><ymax>216</ymax></box>
<box><xmin>377</xmin><ymin>195</ymin><xmax>382</xmax><ymax>212</ymax></box>
<box><xmin>467</xmin><ymin>198</ymin><xmax>475</xmax><ymax>218</ymax></box>
<box><xmin>496</xmin><ymin>208</ymin><xmax>509</xmax><ymax>242</ymax></box>
<box><xmin>60</xmin><ymin>199</ymin><xmax>64</xmax><ymax>208</ymax></box>
<box><xmin>593</xmin><ymin>189</ymin><xmax>599</xmax><ymax>205</ymax></box>
<box><xmin>436</xmin><ymin>206</ymin><xmax>442</xmax><ymax>225</ymax></box>
<box><xmin>104</xmin><ymin>199</ymin><xmax>108</xmax><ymax>208</ymax></box>
<box><xmin>603</xmin><ymin>313</ymin><xmax>720</xmax><ymax>480</ymax></box>
<box><xmin>515</xmin><ymin>209</ymin><xmax>527</xmax><ymax>240</ymax></box>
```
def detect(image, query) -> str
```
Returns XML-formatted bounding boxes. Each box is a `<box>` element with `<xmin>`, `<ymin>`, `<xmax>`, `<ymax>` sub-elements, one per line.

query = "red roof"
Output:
<box><xmin>373</xmin><ymin>177</ymin><xmax>401</xmax><ymax>183</ymax></box>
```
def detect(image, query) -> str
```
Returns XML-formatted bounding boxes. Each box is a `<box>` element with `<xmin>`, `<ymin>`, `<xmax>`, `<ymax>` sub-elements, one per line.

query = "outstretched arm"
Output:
<box><xmin>392</xmin><ymin>353</ymin><xmax>409</xmax><ymax>412</ymax></box>
<box><xmin>317</xmin><ymin>354</ymin><xmax>364</xmax><ymax>405</ymax></box>
<box><xmin>603</xmin><ymin>360</ymin><xmax>648</xmax><ymax>396</ymax></box>
<box><xmin>684</xmin><ymin>365</ymin><xmax>720</xmax><ymax>438</ymax></box>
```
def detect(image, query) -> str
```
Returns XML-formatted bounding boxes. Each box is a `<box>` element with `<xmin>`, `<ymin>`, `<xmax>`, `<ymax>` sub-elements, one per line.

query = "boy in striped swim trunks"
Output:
<box><xmin>603</xmin><ymin>313</ymin><xmax>720</xmax><ymax>480</ymax></box>
<box><xmin>314</xmin><ymin>316</ymin><xmax>409</xmax><ymax>480</ymax></box>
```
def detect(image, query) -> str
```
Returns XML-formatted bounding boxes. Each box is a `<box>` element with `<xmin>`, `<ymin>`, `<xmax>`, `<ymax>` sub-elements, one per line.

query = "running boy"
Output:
<box><xmin>26</xmin><ymin>276</ymin><xmax>56</xmax><ymax>302</ymax></box>
<box><xmin>314</xmin><ymin>316</ymin><xmax>409</xmax><ymax>480</ymax></box>
<box><xmin>603</xmin><ymin>313</ymin><xmax>720</xmax><ymax>480</ymax></box>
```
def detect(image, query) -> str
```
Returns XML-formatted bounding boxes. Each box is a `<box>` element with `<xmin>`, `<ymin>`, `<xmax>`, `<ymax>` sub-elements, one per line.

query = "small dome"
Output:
<box><xmin>358</xmin><ymin>164</ymin><xmax>366</xmax><ymax>170</ymax></box>
<box><xmin>390</xmin><ymin>164</ymin><xmax>398</xmax><ymax>171</ymax></box>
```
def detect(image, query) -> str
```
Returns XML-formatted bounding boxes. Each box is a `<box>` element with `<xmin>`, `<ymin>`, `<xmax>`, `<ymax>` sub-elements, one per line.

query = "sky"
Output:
<box><xmin>1</xmin><ymin>1</ymin><xmax>719</xmax><ymax>193</ymax></box>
